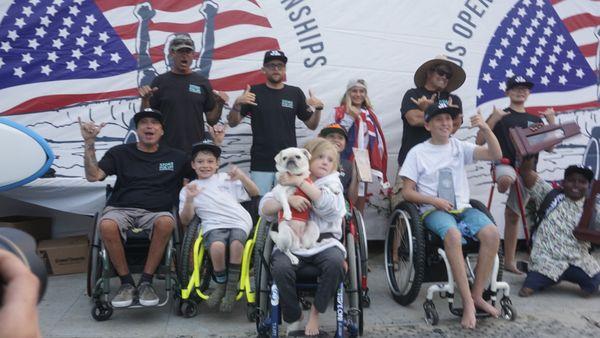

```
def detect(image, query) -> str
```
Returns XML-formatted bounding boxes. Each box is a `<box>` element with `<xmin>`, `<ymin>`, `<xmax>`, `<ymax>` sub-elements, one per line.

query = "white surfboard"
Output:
<box><xmin>0</xmin><ymin>118</ymin><xmax>54</xmax><ymax>192</ymax></box>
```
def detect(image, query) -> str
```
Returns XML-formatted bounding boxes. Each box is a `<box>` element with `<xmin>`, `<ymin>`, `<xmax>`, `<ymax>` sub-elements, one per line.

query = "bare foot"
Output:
<box><xmin>504</xmin><ymin>264</ymin><xmax>524</xmax><ymax>275</ymax></box>
<box><xmin>461</xmin><ymin>301</ymin><xmax>477</xmax><ymax>329</ymax></box>
<box><xmin>473</xmin><ymin>295</ymin><xmax>500</xmax><ymax>318</ymax></box>
<box><xmin>305</xmin><ymin>306</ymin><xmax>320</xmax><ymax>336</ymax></box>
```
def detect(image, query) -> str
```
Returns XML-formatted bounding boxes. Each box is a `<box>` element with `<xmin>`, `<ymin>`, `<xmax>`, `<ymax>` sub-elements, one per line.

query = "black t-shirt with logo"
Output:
<box><xmin>149</xmin><ymin>72</ymin><xmax>215</xmax><ymax>154</ymax></box>
<box><xmin>492</xmin><ymin>107</ymin><xmax>543</xmax><ymax>166</ymax></box>
<box><xmin>240</xmin><ymin>84</ymin><xmax>312</xmax><ymax>171</ymax></box>
<box><xmin>98</xmin><ymin>143</ymin><xmax>188</xmax><ymax>212</ymax></box>
<box><xmin>397</xmin><ymin>87</ymin><xmax>462</xmax><ymax>167</ymax></box>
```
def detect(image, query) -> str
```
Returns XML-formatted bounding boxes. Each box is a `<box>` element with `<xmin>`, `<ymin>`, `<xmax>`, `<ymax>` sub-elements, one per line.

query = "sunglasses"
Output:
<box><xmin>434</xmin><ymin>68</ymin><xmax>453</xmax><ymax>79</ymax></box>
<box><xmin>264</xmin><ymin>63</ymin><xmax>285</xmax><ymax>71</ymax></box>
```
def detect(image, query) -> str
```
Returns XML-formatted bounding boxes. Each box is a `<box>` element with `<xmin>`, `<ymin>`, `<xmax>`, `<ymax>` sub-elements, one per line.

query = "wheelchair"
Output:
<box><xmin>86</xmin><ymin>193</ymin><xmax>180</xmax><ymax>321</ymax></box>
<box><xmin>177</xmin><ymin>213</ymin><xmax>261</xmax><ymax>320</ymax></box>
<box><xmin>253</xmin><ymin>208</ymin><xmax>368</xmax><ymax>338</ymax></box>
<box><xmin>384</xmin><ymin>199</ymin><xmax>517</xmax><ymax>325</ymax></box>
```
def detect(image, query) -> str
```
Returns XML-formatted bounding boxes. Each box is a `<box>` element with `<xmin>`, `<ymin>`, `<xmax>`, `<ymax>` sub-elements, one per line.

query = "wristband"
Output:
<box><xmin>298</xmin><ymin>180</ymin><xmax>306</xmax><ymax>189</ymax></box>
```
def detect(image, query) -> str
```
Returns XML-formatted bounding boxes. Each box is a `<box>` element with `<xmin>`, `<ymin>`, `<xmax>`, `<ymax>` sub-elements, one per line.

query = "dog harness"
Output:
<box><xmin>278</xmin><ymin>178</ymin><xmax>313</xmax><ymax>222</ymax></box>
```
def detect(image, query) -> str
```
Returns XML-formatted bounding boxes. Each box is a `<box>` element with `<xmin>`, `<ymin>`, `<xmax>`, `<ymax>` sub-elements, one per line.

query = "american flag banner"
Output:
<box><xmin>476</xmin><ymin>0</ymin><xmax>600</xmax><ymax>113</ymax></box>
<box><xmin>0</xmin><ymin>0</ymin><xmax>277</xmax><ymax>115</ymax></box>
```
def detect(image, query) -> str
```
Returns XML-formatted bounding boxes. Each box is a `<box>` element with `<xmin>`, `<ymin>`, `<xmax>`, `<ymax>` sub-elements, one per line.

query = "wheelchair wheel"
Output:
<box><xmin>178</xmin><ymin>217</ymin><xmax>205</xmax><ymax>294</ymax></box>
<box><xmin>91</xmin><ymin>302</ymin><xmax>113</xmax><ymax>321</ymax></box>
<box><xmin>87</xmin><ymin>215</ymin><xmax>102</xmax><ymax>298</ymax></box>
<box><xmin>346</xmin><ymin>233</ymin><xmax>364</xmax><ymax>336</ymax></box>
<box><xmin>352</xmin><ymin>207</ymin><xmax>370</xmax><ymax>308</ymax></box>
<box><xmin>252</xmin><ymin>218</ymin><xmax>273</xmax><ymax>330</ymax></box>
<box><xmin>384</xmin><ymin>202</ymin><xmax>425</xmax><ymax>306</ymax></box>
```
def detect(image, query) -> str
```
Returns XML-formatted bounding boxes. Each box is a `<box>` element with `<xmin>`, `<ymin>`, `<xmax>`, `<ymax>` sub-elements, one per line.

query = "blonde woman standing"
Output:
<box><xmin>335</xmin><ymin>79</ymin><xmax>389</xmax><ymax>212</ymax></box>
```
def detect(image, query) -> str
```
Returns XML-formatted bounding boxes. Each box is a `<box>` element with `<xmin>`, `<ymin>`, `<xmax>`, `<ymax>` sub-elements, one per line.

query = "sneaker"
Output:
<box><xmin>205</xmin><ymin>283</ymin><xmax>226</xmax><ymax>308</ymax></box>
<box><xmin>111</xmin><ymin>284</ymin><xmax>136</xmax><ymax>308</ymax></box>
<box><xmin>138</xmin><ymin>282</ymin><xmax>159</xmax><ymax>306</ymax></box>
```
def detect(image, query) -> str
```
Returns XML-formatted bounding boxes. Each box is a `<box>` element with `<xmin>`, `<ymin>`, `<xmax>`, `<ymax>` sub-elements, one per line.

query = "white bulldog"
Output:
<box><xmin>269</xmin><ymin>147</ymin><xmax>320</xmax><ymax>264</ymax></box>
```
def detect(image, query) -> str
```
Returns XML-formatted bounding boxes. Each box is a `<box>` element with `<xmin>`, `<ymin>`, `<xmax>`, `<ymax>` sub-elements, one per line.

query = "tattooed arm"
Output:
<box><xmin>78</xmin><ymin>117</ymin><xmax>107</xmax><ymax>182</ymax></box>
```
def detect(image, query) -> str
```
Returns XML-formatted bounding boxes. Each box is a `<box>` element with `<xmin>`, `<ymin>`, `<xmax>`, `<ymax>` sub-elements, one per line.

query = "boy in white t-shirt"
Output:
<box><xmin>400</xmin><ymin>100</ymin><xmax>503</xmax><ymax>329</ymax></box>
<box><xmin>179</xmin><ymin>140</ymin><xmax>259</xmax><ymax>312</ymax></box>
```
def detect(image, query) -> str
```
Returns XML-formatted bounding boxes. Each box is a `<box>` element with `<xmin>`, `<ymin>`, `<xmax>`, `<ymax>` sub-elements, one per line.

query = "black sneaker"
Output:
<box><xmin>111</xmin><ymin>284</ymin><xmax>136</xmax><ymax>308</ymax></box>
<box><xmin>138</xmin><ymin>282</ymin><xmax>159</xmax><ymax>306</ymax></box>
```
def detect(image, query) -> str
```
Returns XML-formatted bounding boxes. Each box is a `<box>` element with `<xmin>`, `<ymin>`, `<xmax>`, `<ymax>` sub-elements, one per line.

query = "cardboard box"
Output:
<box><xmin>37</xmin><ymin>235</ymin><xmax>89</xmax><ymax>275</ymax></box>
<box><xmin>0</xmin><ymin>216</ymin><xmax>52</xmax><ymax>241</ymax></box>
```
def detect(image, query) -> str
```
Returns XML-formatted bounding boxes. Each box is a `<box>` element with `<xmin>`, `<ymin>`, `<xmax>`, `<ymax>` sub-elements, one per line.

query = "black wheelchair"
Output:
<box><xmin>253</xmin><ymin>206</ymin><xmax>368</xmax><ymax>338</ymax></box>
<box><xmin>384</xmin><ymin>199</ymin><xmax>517</xmax><ymax>325</ymax></box>
<box><xmin>86</xmin><ymin>186</ymin><xmax>181</xmax><ymax>321</ymax></box>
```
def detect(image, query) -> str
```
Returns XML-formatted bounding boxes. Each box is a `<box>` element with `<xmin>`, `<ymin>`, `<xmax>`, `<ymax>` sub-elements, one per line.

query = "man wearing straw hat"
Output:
<box><xmin>391</xmin><ymin>55</ymin><xmax>466</xmax><ymax>209</ymax></box>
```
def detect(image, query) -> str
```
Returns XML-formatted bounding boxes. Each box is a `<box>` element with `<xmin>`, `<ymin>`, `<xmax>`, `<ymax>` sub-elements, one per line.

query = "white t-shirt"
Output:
<box><xmin>399</xmin><ymin>138</ymin><xmax>476</xmax><ymax>213</ymax></box>
<box><xmin>178</xmin><ymin>173</ymin><xmax>253</xmax><ymax>235</ymax></box>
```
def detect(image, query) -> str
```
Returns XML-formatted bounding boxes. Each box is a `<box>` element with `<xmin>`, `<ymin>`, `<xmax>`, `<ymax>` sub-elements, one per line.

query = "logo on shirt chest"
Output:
<box><xmin>189</xmin><ymin>84</ymin><xmax>202</xmax><ymax>94</ymax></box>
<box><xmin>281</xmin><ymin>99</ymin><xmax>294</xmax><ymax>108</ymax></box>
<box><xmin>159</xmin><ymin>162</ymin><xmax>175</xmax><ymax>171</ymax></box>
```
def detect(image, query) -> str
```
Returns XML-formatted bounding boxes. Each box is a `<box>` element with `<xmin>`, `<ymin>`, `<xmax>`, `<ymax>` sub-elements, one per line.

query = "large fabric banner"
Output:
<box><xmin>1</xmin><ymin>0</ymin><xmax>598</xmax><ymax>238</ymax></box>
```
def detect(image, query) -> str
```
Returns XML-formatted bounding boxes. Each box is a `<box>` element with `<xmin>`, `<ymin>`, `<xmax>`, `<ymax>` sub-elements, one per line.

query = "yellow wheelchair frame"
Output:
<box><xmin>178</xmin><ymin>216</ymin><xmax>262</xmax><ymax>318</ymax></box>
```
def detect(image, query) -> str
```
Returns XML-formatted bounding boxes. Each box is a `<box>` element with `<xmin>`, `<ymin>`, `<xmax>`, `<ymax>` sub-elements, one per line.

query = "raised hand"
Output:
<box><xmin>540</xmin><ymin>107</ymin><xmax>556</xmax><ymax>124</ymax></box>
<box><xmin>306</xmin><ymin>89</ymin><xmax>324</xmax><ymax>110</ymax></box>
<box><xmin>490</xmin><ymin>105</ymin><xmax>509</xmax><ymax>120</ymax></box>
<box><xmin>410</xmin><ymin>93</ymin><xmax>437</xmax><ymax>111</ymax></box>
<box><xmin>78</xmin><ymin>117</ymin><xmax>106</xmax><ymax>142</ymax></box>
<box><xmin>185</xmin><ymin>182</ymin><xmax>203</xmax><ymax>200</ymax></box>
<box><xmin>208</xmin><ymin>123</ymin><xmax>227</xmax><ymax>146</ymax></box>
<box><xmin>213</xmin><ymin>90</ymin><xmax>229</xmax><ymax>106</ymax></box>
<box><xmin>227</xmin><ymin>165</ymin><xmax>244</xmax><ymax>181</ymax></box>
<box><xmin>235</xmin><ymin>84</ymin><xmax>257</xmax><ymax>106</ymax></box>
<box><xmin>138</xmin><ymin>85</ymin><xmax>158</xmax><ymax>100</ymax></box>
<box><xmin>470</xmin><ymin>109</ymin><xmax>488</xmax><ymax>130</ymax></box>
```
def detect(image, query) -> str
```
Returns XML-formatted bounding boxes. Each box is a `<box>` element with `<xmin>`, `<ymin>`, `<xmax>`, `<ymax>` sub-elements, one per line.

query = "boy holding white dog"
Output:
<box><xmin>179</xmin><ymin>139</ymin><xmax>259</xmax><ymax>312</ymax></box>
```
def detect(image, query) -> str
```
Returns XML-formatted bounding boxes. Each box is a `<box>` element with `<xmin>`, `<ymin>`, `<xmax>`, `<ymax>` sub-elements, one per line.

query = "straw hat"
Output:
<box><xmin>413</xmin><ymin>55</ymin><xmax>466</xmax><ymax>92</ymax></box>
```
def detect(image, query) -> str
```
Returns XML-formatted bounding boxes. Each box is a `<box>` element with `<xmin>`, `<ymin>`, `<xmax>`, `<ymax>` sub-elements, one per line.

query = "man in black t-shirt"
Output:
<box><xmin>476</xmin><ymin>75</ymin><xmax>556</xmax><ymax>274</ymax></box>
<box><xmin>138</xmin><ymin>33</ymin><xmax>229</xmax><ymax>154</ymax></box>
<box><xmin>391</xmin><ymin>55</ymin><xmax>466</xmax><ymax>209</ymax></box>
<box><xmin>79</xmin><ymin>108</ymin><xmax>187</xmax><ymax>308</ymax></box>
<box><xmin>227</xmin><ymin>50</ymin><xmax>324</xmax><ymax>195</ymax></box>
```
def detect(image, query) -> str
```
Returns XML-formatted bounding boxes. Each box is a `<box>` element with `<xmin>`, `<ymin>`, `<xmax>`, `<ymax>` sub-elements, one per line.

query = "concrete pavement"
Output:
<box><xmin>38</xmin><ymin>247</ymin><xmax>600</xmax><ymax>337</ymax></box>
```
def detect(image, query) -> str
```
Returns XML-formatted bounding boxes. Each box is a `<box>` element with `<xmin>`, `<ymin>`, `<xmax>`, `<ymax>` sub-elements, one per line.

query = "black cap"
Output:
<box><xmin>506</xmin><ymin>75</ymin><xmax>534</xmax><ymax>91</ymax></box>
<box><xmin>424</xmin><ymin>100</ymin><xmax>460</xmax><ymax>122</ymax></box>
<box><xmin>133</xmin><ymin>108</ymin><xmax>163</xmax><ymax>127</ymax></box>
<box><xmin>191</xmin><ymin>139</ymin><xmax>221</xmax><ymax>159</ymax></box>
<box><xmin>564</xmin><ymin>165</ymin><xmax>594</xmax><ymax>182</ymax></box>
<box><xmin>263</xmin><ymin>50</ymin><xmax>288</xmax><ymax>64</ymax></box>
<box><xmin>169</xmin><ymin>33</ymin><xmax>195</xmax><ymax>52</ymax></box>
<box><xmin>319</xmin><ymin>123</ymin><xmax>348</xmax><ymax>141</ymax></box>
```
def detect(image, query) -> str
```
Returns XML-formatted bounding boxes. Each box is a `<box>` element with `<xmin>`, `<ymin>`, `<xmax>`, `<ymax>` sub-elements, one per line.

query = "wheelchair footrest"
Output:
<box><xmin>448</xmin><ymin>305</ymin><xmax>494</xmax><ymax>318</ymax></box>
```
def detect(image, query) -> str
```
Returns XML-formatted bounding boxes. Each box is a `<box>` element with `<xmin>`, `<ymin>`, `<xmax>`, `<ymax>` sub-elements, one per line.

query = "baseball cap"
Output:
<box><xmin>191</xmin><ymin>138</ymin><xmax>222</xmax><ymax>159</ymax></box>
<box><xmin>169</xmin><ymin>33</ymin><xmax>195</xmax><ymax>52</ymax></box>
<box><xmin>505</xmin><ymin>75</ymin><xmax>534</xmax><ymax>91</ymax></box>
<box><xmin>346</xmin><ymin>78</ymin><xmax>368</xmax><ymax>92</ymax></box>
<box><xmin>263</xmin><ymin>50</ymin><xmax>288</xmax><ymax>64</ymax></box>
<box><xmin>133</xmin><ymin>108</ymin><xmax>164</xmax><ymax>127</ymax></box>
<box><xmin>319</xmin><ymin>123</ymin><xmax>348</xmax><ymax>141</ymax></box>
<box><xmin>564</xmin><ymin>165</ymin><xmax>594</xmax><ymax>182</ymax></box>
<box><xmin>424</xmin><ymin>100</ymin><xmax>460</xmax><ymax>122</ymax></box>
